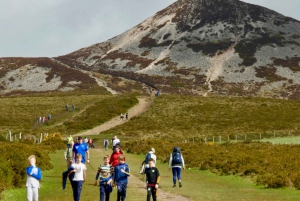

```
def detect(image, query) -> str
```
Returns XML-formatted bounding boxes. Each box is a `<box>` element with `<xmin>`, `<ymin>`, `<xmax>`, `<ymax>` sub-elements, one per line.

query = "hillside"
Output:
<box><xmin>0</xmin><ymin>0</ymin><xmax>300</xmax><ymax>99</ymax></box>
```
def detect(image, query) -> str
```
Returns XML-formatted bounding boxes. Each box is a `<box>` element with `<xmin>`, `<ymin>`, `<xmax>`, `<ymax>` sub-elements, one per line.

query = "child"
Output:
<box><xmin>145</xmin><ymin>158</ymin><xmax>160</xmax><ymax>201</ymax></box>
<box><xmin>94</xmin><ymin>155</ymin><xmax>113</xmax><ymax>201</ymax></box>
<box><xmin>26</xmin><ymin>155</ymin><xmax>42</xmax><ymax>201</ymax></box>
<box><xmin>69</xmin><ymin>154</ymin><xmax>87</xmax><ymax>201</ymax></box>
<box><xmin>113</xmin><ymin>154</ymin><xmax>130</xmax><ymax>201</ymax></box>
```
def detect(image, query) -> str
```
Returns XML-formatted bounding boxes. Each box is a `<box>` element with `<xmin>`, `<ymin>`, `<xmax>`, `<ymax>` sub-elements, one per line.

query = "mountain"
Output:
<box><xmin>1</xmin><ymin>0</ymin><xmax>300</xmax><ymax>98</ymax></box>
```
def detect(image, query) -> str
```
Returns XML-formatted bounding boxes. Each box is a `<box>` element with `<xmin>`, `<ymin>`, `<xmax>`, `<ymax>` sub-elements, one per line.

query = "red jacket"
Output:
<box><xmin>109</xmin><ymin>151</ymin><xmax>123</xmax><ymax>167</ymax></box>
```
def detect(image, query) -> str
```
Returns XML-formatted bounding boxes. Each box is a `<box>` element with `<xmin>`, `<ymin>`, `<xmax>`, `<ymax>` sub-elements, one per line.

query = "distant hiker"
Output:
<box><xmin>109</xmin><ymin>145</ymin><xmax>123</xmax><ymax>167</ymax></box>
<box><xmin>113</xmin><ymin>154</ymin><xmax>130</xmax><ymax>201</ymax></box>
<box><xmin>47</xmin><ymin>114</ymin><xmax>51</xmax><ymax>120</ymax></box>
<box><xmin>72</xmin><ymin>104</ymin><xmax>75</xmax><ymax>112</ymax></box>
<box><xmin>120</xmin><ymin>113</ymin><xmax>124</xmax><ymax>120</ymax></box>
<box><xmin>168</xmin><ymin>146</ymin><xmax>185</xmax><ymax>187</ymax></box>
<box><xmin>94</xmin><ymin>155</ymin><xmax>113</xmax><ymax>201</ymax></box>
<box><xmin>65</xmin><ymin>104</ymin><xmax>69</xmax><ymax>111</ymax></box>
<box><xmin>112</xmin><ymin>136</ymin><xmax>121</xmax><ymax>151</ymax></box>
<box><xmin>104</xmin><ymin>138</ymin><xmax>109</xmax><ymax>150</ymax></box>
<box><xmin>88</xmin><ymin>138</ymin><xmax>94</xmax><ymax>149</ymax></box>
<box><xmin>125</xmin><ymin>113</ymin><xmax>128</xmax><ymax>120</ymax></box>
<box><xmin>67</xmin><ymin>135</ymin><xmax>73</xmax><ymax>148</ymax></box>
<box><xmin>26</xmin><ymin>155</ymin><xmax>42</xmax><ymax>201</ymax></box>
<box><xmin>145</xmin><ymin>158</ymin><xmax>160</xmax><ymax>201</ymax></box>
<box><xmin>69</xmin><ymin>153</ymin><xmax>87</xmax><ymax>201</ymax></box>
<box><xmin>72</xmin><ymin>136</ymin><xmax>90</xmax><ymax>164</ymax></box>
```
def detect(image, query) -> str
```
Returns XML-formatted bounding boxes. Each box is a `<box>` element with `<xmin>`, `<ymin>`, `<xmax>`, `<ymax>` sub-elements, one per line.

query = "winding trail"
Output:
<box><xmin>74</xmin><ymin>95</ymin><xmax>190</xmax><ymax>201</ymax></box>
<box><xmin>74</xmin><ymin>96</ymin><xmax>154</xmax><ymax>137</ymax></box>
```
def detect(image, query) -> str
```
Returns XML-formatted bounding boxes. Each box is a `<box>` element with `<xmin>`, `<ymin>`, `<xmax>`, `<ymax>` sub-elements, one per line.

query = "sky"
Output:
<box><xmin>0</xmin><ymin>0</ymin><xmax>299</xmax><ymax>58</ymax></box>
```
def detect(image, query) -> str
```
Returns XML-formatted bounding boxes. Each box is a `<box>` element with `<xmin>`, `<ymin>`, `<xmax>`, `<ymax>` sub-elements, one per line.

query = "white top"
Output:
<box><xmin>113</xmin><ymin>138</ymin><xmax>120</xmax><ymax>146</ymax></box>
<box><xmin>26</xmin><ymin>167</ymin><xmax>40</xmax><ymax>188</ymax></box>
<box><xmin>145</xmin><ymin>151</ymin><xmax>157</xmax><ymax>168</ymax></box>
<box><xmin>71</xmin><ymin>163</ymin><xmax>87</xmax><ymax>181</ymax></box>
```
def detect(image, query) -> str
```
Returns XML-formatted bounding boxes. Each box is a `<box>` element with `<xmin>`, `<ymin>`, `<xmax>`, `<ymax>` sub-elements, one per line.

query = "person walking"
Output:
<box><xmin>72</xmin><ymin>136</ymin><xmax>90</xmax><ymax>164</ymax></box>
<box><xmin>64</xmin><ymin>141</ymin><xmax>74</xmax><ymax>166</ymax></box>
<box><xmin>168</xmin><ymin>146</ymin><xmax>185</xmax><ymax>187</ymax></box>
<box><xmin>94</xmin><ymin>155</ymin><xmax>113</xmax><ymax>201</ymax></box>
<box><xmin>104</xmin><ymin>138</ymin><xmax>109</xmax><ymax>150</ymax></box>
<box><xmin>69</xmin><ymin>154</ymin><xmax>87</xmax><ymax>201</ymax></box>
<box><xmin>109</xmin><ymin>145</ymin><xmax>123</xmax><ymax>167</ymax></box>
<box><xmin>112</xmin><ymin>136</ymin><xmax>121</xmax><ymax>151</ymax></box>
<box><xmin>26</xmin><ymin>155</ymin><xmax>42</xmax><ymax>201</ymax></box>
<box><xmin>67</xmin><ymin>135</ymin><xmax>73</xmax><ymax>148</ymax></box>
<box><xmin>145</xmin><ymin>158</ymin><xmax>160</xmax><ymax>201</ymax></box>
<box><xmin>113</xmin><ymin>155</ymin><xmax>130</xmax><ymax>201</ymax></box>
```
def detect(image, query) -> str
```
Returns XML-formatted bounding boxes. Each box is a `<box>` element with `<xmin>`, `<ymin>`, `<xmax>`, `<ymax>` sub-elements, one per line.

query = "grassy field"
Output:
<box><xmin>3</xmin><ymin>147</ymin><xmax>300</xmax><ymax>201</ymax></box>
<box><xmin>102</xmin><ymin>95</ymin><xmax>300</xmax><ymax>141</ymax></box>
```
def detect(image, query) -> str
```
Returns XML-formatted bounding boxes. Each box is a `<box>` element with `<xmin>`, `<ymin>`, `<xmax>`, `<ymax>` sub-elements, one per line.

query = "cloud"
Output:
<box><xmin>0</xmin><ymin>0</ymin><xmax>298</xmax><ymax>57</ymax></box>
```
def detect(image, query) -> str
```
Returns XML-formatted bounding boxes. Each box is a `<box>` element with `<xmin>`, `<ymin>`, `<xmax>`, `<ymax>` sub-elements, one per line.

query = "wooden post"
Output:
<box><xmin>228</xmin><ymin>135</ymin><xmax>229</xmax><ymax>141</ymax></box>
<box><xmin>213</xmin><ymin>136</ymin><xmax>215</xmax><ymax>143</ymax></box>
<box><xmin>274</xmin><ymin>131</ymin><xmax>275</xmax><ymax>138</ymax></box>
<box><xmin>260</xmin><ymin>133</ymin><xmax>261</xmax><ymax>140</ymax></box>
<box><xmin>235</xmin><ymin>135</ymin><xmax>237</xmax><ymax>141</ymax></box>
<box><xmin>219</xmin><ymin>136</ymin><xmax>221</xmax><ymax>142</ymax></box>
<box><xmin>19</xmin><ymin>132</ymin><xmax>22</xmax><ymax>139</ymax></box>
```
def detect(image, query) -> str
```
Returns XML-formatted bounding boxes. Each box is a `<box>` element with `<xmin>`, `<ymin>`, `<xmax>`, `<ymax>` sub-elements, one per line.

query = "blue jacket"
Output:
<box><xmin>26</xmin><ymin>165</ymin><xmax>42</xmax><ymax>180</ymax></box>
<box><xmin>113</xmin><ymin>163</ymin><xmax>130</xmax><ymax>184</ymax></box>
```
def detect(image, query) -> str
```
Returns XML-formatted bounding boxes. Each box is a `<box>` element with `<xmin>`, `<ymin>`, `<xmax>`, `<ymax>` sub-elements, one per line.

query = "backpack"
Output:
<box><xmin>172</xmin><ymin>152</ymin><xmax>182</xmax><ymax>165</ymax></box>
<box><xmin>144</xmin><ymin>153</ymin><xmax>151</xmax><ymax>164</ymax></box>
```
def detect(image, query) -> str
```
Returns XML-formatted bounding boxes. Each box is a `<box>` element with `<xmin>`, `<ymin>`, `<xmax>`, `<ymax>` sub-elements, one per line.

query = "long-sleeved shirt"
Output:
<box><xmin>95</xmin><ymin>164</ymin><xmax>112</xmax><ymax>185</ymax></box>
<box><xmin>26</xmin><ymin>165</ymin><xmax>42</xmax><ymax>188</ymax></box>
<box><xmin>113</xmin><ymin>163</ymin><xmax>130</xmax><ymax>184</ymax></box>
<box><xmin>145</xmin><ymin>167</ymin><xmax>160</xmax><ymax>184</ymax></box>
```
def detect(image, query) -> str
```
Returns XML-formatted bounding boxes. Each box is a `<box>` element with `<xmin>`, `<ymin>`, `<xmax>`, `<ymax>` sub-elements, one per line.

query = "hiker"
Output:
<box><xmin>64</xmin><ymin>141</ymin><xmax>74</xmax><ymax>166</ymax></box>
<box><xmin>142</xmin><ymin>148</ymin><xmax>156</xmax><ymax>184</ymax></box>
<box><xmin>47</xmin><ymin>114</ymin><xmax>51</xmax><ymax>120</ymax></box>
<box><xmin>104</xmin><ymin>138</ymin><xmax>109</xmax><ymax>150</ymax></box>
<box><xmin>65</xmin><ymin>104</ymin><xmax>69</xmax><ymax>111</ymax></box>
<box><xmin>94</xmin><ymin>155</ymin><xmax>113</xmax><ymax>201</ymax></box>
<box><xmin>67</xmin><ymin>135</ymin><xmax>73</xmax><ymax>148</ymax></box>
<box><xmin>125</xmin><ymin>113</ymin><xmax>128</xmax><ymax>120</ymax></box>
<box><xmin>62</xmin><ymin>159</ymin><xmax>74</xmax><ymax>190</ymax></box>
<box><xmin>72</xmin><ymin>136</ymin><xmax>90</xmax><ymax>164</ymax></box>
<box><xmin>69</xmin><ymin>153</ymin><xmax>87</xmax><ymax>201</ymax></box>
<box><xmin>84</xmin><ymin>137</ymin><xmax>88</xmax><ymax>144</ymax></box>
<box><xmin>113</xmin><ymin>154</ymin><xmax>130</xmax><ymax>201</ymax></box>
<box><xmin>88</xmin><ymin>138</ymin><xmax>94</xmax><ymax>148</ymax></box>
<box><xmin>26</xmin><ymin>155</ymin><xmax>42</xmax><ymax>201</ymax></box>
<box><xmin>120</xmin><ymin>113</ymin><xmax>124</xmax><ymax>120</ymax></box>
<box><xmin>72</xmin><ymin>104</ymin><xmax>75</xmax><ymax>112</ymax></box>
<box><xmin>112</xmin><ymin>136</ymin><xmax>121</xmax><ymax>151</ymax></box>
<box><xmin>145</xmin><ymin>158</ymin><xmax>160</xmax><ymax>201</ymax></box>
<box><xmin>109</xmin><ymin>145</ymin><xmax>123</xmax><ymax>167</ymax></box>
<box><xmin>168</xmin><ymin>146</ymin><xmax>185</xmax><ymax>187</ymax></box>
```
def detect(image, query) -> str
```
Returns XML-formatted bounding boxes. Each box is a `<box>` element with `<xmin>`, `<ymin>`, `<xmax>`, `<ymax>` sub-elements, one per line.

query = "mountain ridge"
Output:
<box><xmin>1</xmin><ymin>0</ymin><xmax>300</xmax><ymax>98</ymax></box>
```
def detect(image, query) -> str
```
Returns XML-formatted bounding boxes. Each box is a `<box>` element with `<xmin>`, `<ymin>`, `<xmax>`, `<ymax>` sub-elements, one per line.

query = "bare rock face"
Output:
<box><xmin>1</xmin><ymin>0</ymin><xmax>300</xmax><ymax>98</ymax></box>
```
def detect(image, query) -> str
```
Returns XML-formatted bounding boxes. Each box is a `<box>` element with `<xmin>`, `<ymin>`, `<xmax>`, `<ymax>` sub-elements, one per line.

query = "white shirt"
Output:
<box><xmin>71</xmin><ymin>163</ymin><xmax>87</xmax><ymax>181</ymax></box>
<box><xmin>113</xmin><ymin>138</ymin><xmax>120</xmax><ymax>146</ymax></box>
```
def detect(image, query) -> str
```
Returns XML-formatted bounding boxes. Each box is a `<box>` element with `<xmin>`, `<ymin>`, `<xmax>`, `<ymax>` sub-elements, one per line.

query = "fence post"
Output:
<box><xmin>260</xmin><ymin>133</ymin><xmax>261</xmax><ymax>140</ymax></box>
<box><xmin>245</xmin><ymin>134</ymin><xmax>247</xmax><ymax>140</ymax></box>
<box><xmin>19</xmin><ymin>132</ymin><xmax>22</xmax><ymax>139</ymax></box>
<box><xmin>213</xmin><ymin>136</ymin><xmax>215</xmax><ymax>143</ymax></box>
<box><xmin>235</xmin><ymin>135</ymin><xmax>237</xmax><ymax>141</ymax></box>
<box><xmin>219</xmin><ymin>136</ymin><xmax>221</xmax><ymax>142</ymax></box>
<box><xmin>274</xmin><ymin>131</ymin><xmax>275</xmax><ymax>138</ymax></box>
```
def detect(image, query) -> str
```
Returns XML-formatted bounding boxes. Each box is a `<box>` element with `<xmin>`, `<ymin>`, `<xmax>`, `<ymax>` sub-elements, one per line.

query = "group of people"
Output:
<box><xmin>36</xmin><ymin>114</ymin><xmax>51</xmax><ymax>123</ymax></box>
<box><xmin>65</xmin><ymin>104</ymin><xmax>75</xmax><ymax>112</ymax></box>
<box><xmin>120</xmin><ymin>113</ymin><xmax>129</xmax><ymax>120</ymax></box>
<box><xmin>25</xmin><ymin>134</ymin><xmax>185</xmax><ymax>201</ymax></box>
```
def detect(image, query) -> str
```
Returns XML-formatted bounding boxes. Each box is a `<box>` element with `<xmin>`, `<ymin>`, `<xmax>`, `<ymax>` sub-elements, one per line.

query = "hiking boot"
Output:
<box><xmin>173</xmin><ymin>184</ymin><xmax>176</xmax><ymax>187</ymax></box>
<box><xmin>179</xmin><ymin>182</ymin><xmax>182</xmax><ymax>187</ymax></box>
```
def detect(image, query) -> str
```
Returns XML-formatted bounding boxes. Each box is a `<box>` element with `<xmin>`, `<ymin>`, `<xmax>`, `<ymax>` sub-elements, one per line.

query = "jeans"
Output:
<box><xmin>100</xmin><ymin>184</ymin><xmax>111</xmax><ymax>201</ymax></box>
<box><xmin>116</xmin><ymin>182</ymin><xmax>127</xmax><ymax>201</ymax></box>
<box><xmin>71</xmin><ymin>180</ymin><xmax>83</xmax><ymax>201</ymax></box>
<box><xmin>172</xmin><ymin>167</ymin><xmax>182</xmax><ymax>184</ymax></box>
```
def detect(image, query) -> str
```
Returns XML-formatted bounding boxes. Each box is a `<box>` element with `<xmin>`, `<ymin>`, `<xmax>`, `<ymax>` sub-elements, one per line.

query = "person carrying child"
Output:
<box><xmin>94</xmin><ymin>155</ymin><xmax>113</xmax><ymax>201</ymax></box>
<box><xmin>145</xmin><ymin>158</ymin><xmax>160</xmax><ymax>201</ymax></box>
<box><xmin>69</xmin><ymin>153</ymin><xmax>87</xmax><ymax>201</ymax></box>
<box><xmin>113</xmin><ymin>154</ymin><xmax>130</xmax><ymax>201</ymax></box>
<box><xmin>26</xmin><ymin>155</ymin><xmax>42</xmax><ymax>201</ymax></box>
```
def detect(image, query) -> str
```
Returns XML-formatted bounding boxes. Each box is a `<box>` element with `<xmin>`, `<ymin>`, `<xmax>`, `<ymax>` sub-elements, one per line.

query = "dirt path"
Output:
<box><xmin>74</xmin><ymin>96</ymin><xmax>154</xmax><ymax>137</ymax></box>
<box><xmin>91</xmin><ymin>148</ymin><xmax>189</xmax><ymax>201</ymax></box>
